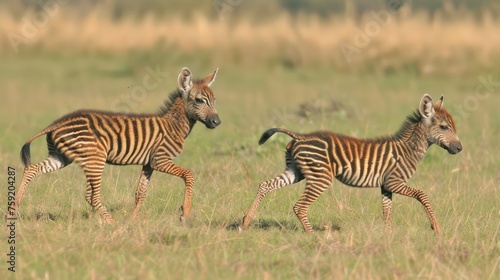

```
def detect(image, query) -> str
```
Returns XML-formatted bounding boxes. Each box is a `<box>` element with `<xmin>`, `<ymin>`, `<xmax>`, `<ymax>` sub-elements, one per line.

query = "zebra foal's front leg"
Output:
<box><xmin>386</xmin><ymin>179</ymin><xmax>441</xmax><ymax>234</ymax></box>
<box><xmin>151</xmin><ymin>160</ymin><xmax>194</xmax><ymax>225</ymax></box>
<box><xmin>381</xmin><ymin>187</ymin><xmax>393</xmax><ymax>234</ymax></box>
<box><xmin>132</xmin><ymin>165</ymin><xmax>154</xmax><ymax>220</ymax></box>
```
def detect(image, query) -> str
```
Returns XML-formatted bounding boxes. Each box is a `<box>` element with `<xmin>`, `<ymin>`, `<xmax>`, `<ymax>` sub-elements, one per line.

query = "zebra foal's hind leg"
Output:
<box><xmin>293</xmin><ymin>175</ymin><xmax>332</xmax><ymax>232</ymax></box>
<box><xmin>240</xmin><ymin>167</ymin><xmax>302</xmax><ymax>231</ymax></box>
<box><xmin>13</xmin><ymin>153</ymin><xmax>71</xmax><ymax>217</ymax></box>
<box><xmin>79</xmin><ymin>156</ymin><xmax>114</xmax><ymax>224</ymax></box>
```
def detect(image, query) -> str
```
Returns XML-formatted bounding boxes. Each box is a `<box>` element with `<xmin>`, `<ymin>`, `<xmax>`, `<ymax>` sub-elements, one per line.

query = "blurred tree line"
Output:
<box><xmin>2</xmin><ymin>0</ymin><xmax>499</xmax><ymax>19</ymax></box>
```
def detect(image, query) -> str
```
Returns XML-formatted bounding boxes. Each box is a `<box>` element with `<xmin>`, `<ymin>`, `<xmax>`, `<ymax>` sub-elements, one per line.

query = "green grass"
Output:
<box><xmin>1</xmin><ymin>51</ymin><xmax>499</xmax><ymax>279</ymax></box>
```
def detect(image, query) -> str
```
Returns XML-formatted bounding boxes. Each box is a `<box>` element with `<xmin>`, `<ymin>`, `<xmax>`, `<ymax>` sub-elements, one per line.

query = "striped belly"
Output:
<box><xmin>106</xmin><ymin>141</ymin><xmax>155</xmax><ymax>165</ymax></box>
<box><xmin>335</xmin><ymin>160</ymin><xmax>385</xmax><ymax>188</ymax></box>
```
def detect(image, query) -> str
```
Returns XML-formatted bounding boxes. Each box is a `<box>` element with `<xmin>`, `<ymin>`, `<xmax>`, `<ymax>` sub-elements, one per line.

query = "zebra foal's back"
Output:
<box><xmin>27</xmin><ymin>111</ymin><xmax>161</xmax><ymax>167</ymax></box>
<box><xmin>57</xmin><ymin>111</ymin><xmax>171</xmax><ymax>166</ymax></box>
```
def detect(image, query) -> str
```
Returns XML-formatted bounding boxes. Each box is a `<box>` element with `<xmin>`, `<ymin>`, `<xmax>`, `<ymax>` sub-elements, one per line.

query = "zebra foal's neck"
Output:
<box><xmin>390</xmin><ymin>111</ymin><xmax>429</xmax><ymax>158</ymax></box>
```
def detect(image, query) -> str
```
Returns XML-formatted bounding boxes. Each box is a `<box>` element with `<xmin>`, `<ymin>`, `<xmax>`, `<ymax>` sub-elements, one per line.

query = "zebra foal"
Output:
<box><xmin>13</xmin><ymin>67</ymin><xmax>220</xmax><ymax>224</ymax></box>
<box><xmin>240</xmin><ymin>94</ymin><xmax>461</xmax><ymax>234</ymax></box>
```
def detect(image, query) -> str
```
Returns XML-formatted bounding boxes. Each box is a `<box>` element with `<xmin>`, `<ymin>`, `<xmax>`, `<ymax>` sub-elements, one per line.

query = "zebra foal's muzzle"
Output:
<box><xmin>446</xmin><ymin>141</ymin><xmax>462</xmax><ymax>154</ymax></box>
<box><xmin>204</xmin><ymin>114</ymin><xmax>221</xmax><ymax>129</ymax></box>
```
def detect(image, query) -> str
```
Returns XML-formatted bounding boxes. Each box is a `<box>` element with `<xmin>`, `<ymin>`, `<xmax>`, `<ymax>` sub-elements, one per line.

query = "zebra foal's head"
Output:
<box><xmin>177</xmin><ymin>67</ymin><xmax>221</xmax><ymax>129</ymax></box>
<box><xmin>419</xmin><ymin>94</ymin><xmax>462</xmax><ymax>154</ymax></box>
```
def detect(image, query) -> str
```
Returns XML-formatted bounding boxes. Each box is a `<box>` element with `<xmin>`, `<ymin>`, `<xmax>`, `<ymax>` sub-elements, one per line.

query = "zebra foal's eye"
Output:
<box><xmin>195</xmin><ymin>98</ymin><xmax>204</xmax><ymax>104</ymax></box>
<box><xmin>439</xmin><ymin>125</ymin><xmax>449</xmax><ymax>130</ymax></box>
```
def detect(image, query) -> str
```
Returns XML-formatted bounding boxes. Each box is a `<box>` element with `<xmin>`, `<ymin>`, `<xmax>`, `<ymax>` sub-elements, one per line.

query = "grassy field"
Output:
<box><xmin>0</xmin><ymin>49</ymin><xmax>499</xmax><ymax>279</ymax></box>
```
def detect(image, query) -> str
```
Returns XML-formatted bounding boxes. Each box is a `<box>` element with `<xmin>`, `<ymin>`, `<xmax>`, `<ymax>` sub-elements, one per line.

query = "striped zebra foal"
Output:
<box><xmin>240</xmin><ymin>94</ymin><xmax>461</xmax><ymax>234</ymax></box>
<box><xmin>13</xmin><ymin>67</ymin><xmax>221</xmax><ymax>224</ymax></box>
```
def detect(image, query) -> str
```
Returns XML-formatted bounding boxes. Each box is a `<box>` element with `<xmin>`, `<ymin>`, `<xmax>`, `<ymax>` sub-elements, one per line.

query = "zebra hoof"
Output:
<box><xmin>180</xmin><ymin>216</ymin><xmax>187</xmax><ymax>226</ymax></box>
<box><xmin>238</xmin><ymin>226</ymin><xmax>244</xmax><ymax>233</ymax></box>
<box><xmin>431</xmin><ymin>223</ymin><xmax>441</xmax><ymax>235</ymax></box>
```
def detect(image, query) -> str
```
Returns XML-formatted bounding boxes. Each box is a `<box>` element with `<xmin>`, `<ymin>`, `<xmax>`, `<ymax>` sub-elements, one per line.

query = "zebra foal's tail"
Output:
<box><xmin>258</xmin><ymin>128</ymin><xmax>306</xmax><ymax>145</ymax></box>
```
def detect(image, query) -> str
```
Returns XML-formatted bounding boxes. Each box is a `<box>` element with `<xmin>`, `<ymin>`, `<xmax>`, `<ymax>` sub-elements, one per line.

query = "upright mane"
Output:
<box><xmin>157</xmin><ymin>89</ymin><xmax>183</xmax><ymax>116</ymax></box>
<box><xmin>393</xmin><ymin>110</ymin><xmax>422</xmax><ymax>140</ymax></box>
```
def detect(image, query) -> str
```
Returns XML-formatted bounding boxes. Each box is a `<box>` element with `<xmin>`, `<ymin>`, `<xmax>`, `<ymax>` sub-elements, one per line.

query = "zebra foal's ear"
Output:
<box><xmin>434</xmin><ymin>95</ymin><xmax>444</xmax><ymax>110</ymax></box>
<box><xmin>201</xmin><ymin>68</ymin><xmax>218</xmax><ymax>87</ymax></box>
<box><xmin>419</xmin><ymin>93</ymin><xmax>435</xmax><ymax>119</ymax></box>
<box><xmin>178</xmin><ymin>67</ymin><xmax>193</xmax><ymax>93</ymax></box>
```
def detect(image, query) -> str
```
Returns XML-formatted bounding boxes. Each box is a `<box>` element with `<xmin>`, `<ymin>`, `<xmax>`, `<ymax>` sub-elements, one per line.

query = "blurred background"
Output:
<box><xmin>1</xmin><ymin>0</ymin><xmax>499</xmax><ymax>74</ymax></box>
<box><xmin>2</xmin><ymin>0</ymin><xmax>499</xmax><ymax>169</ymax></box>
